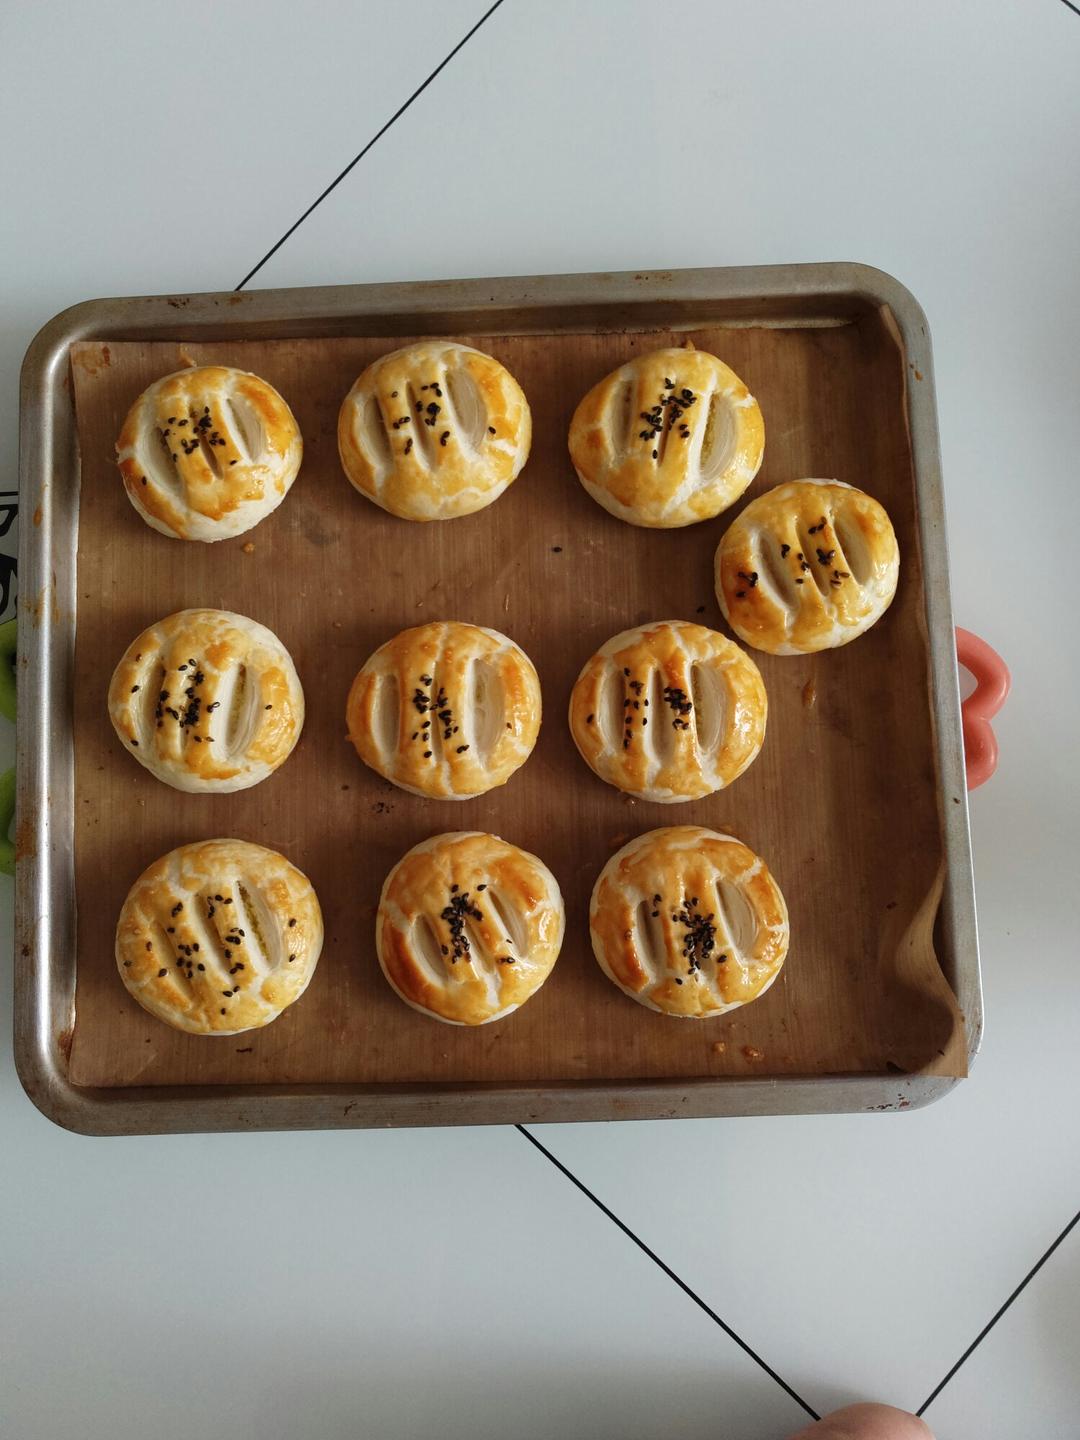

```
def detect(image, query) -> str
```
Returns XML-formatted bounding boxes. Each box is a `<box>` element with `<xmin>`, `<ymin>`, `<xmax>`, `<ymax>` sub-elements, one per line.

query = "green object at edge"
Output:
<box><xmin>0</xmin><ymin>617</ymin><xmax>16</xmax><ymax>725</ymax></box>
<box><xmin>0</xmin><ymin>766</ymin><xmax>14</xmax><ymax>876</ymax></box>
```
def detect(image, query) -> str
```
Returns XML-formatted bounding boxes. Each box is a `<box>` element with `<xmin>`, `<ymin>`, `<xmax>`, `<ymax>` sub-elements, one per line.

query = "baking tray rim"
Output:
<box><xmin>14</xmin><ymin>261</ymin><xmax>981</xmax><ymax>1135</ymax></box>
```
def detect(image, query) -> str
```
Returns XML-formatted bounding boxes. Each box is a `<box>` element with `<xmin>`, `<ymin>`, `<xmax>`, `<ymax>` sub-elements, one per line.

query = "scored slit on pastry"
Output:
<box><xmin>443</xmin><ymin>366</ymin><xmax>486</xmax><ymax>451</ymax></box>
<box><xmin>185</xmin><ymin>903</ymin><xmax>233</xmax><ymax>983</ymax></box>
<box><xmin>633</xmin><ymin>898</ymin><xmax>667</xmax><ymax>984</ymax></box>
<box><xmin>713</xmin><ymin>874</ymin><xmax>754</xmax><ymax>965</ymax></box>
<box><xmin>831</xmin><ymin>512</ymin><xmax>870</xmax><ymax>584</ymax></box>
<box><xmin>149</xmin><ymin>425</ymin><xmax>182</xmax><ymax>496</ymax></box>
<box><xmin>410</xmin><ymin>913</ymin><xmax>447</xmax><ymax>984</ymax></box>
<box><xmin>372</xmin><ymin>673</ymin><xmax>400</xmax><ymax>761</ymax></box>
<box><xmin>688</xmin><ymin>660</ymin><xmax>726</xmax><ymax>755</ymax></box>
<box><xmin>362</xmin><ymin>393</ymin><xmax>394</xmax><ymax>478</ymax></box>
<box><xmin>611</xmin><ymin>377</ymin><xmax>635</xmax><ymax>461</ymax></box>
<box><xmin>468</xmin><ymin>656</ymin><xmax>504</xmax><ymax>764</ymax></box>
<box><xmin>646</xmin><ymin>665</ymin><xmax>674</xmax><ymax>765</ymax></box>
<box><xmin>232</xmin><ymin>881</ymin><xmax>275</xmax><ymax>972</ymax></box>
<box><xmin>197</xmin><ymin>426</ymin><xmax>222</xmax><ymax>478</ymax></box>
<box><xmin>698</xmin><ymin>388</ymin><xmax>736</xmax><ymax>485</ymax></box>
<box><xmin>402</xmin><ymin>380</ymin><xmax>433</xmax><ymax>467</ymax></box>
<box><xmin>485</xmin><ymin>886</ymin><xmax>526</xmax><ymax>958</ymax></box>
<box><xmin>223</xmin><ymin>395</ymin><xmax>257</xmax><ymax>461</ymax></box>
<box><xmin>753</xmin><ymin>528</ymin><xmax>799</xmax><ymax>611</ymax></box>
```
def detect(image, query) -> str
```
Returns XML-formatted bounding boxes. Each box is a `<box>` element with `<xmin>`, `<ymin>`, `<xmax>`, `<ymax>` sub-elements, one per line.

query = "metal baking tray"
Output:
<box><xmin>15</xmin><ymin>264</ymin><xmax>980</xmax><ymax>1134</ymax></box>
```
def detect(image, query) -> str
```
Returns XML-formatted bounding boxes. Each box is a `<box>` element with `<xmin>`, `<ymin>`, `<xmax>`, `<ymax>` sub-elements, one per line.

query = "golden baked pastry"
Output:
<box><xmin>715</xmin><ymin>479</ymin><xmax>900</xmax><ymax>654</ymax></box>
<box><xmin>347</xmin><ymin>621</ymin><xmax>541</xmax><ymax>799</ymax></box>
<box><xmin>108</xmin><ymin>609</ymin><xmax>304</xmax><ymax>793</ymax></box>
<box><xmin>115</xmin><ymin>838</ymin><xmax>323</xmax><ymax>1035</ymax></box>
<box><xmin>337</xmin><ymin>341</ymin><xmax>531</xmax><ymax>520</ymax></box>
<box><xmin>116</xmin><ymin>365</ymin><xmax>302</xmax><ymax>541</ymax></box>
<box><xmin>568</xmin><ymin>345</ymin><xmax>764</xmax><ymax>528</ymax></box>
<box><xmin>590</xmin><ymin>826</ymin><xmax>788</xmax><ymax>1018</ymax></box>
<box><xmin>568</xmin><ymin>621</ymin><xmax>766</xmax><ymax>802</ymax></box>
<box><xmin>376</xmin><ymin>830</ymin><xmax>564</xmax><ymax>1025</ymax></box>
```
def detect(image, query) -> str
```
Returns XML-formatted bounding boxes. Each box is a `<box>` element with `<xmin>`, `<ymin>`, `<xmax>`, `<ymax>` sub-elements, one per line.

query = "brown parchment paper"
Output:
<box><xmin>67</xmin><ymin>318</ymin><xmax>965</xmax><ymax>1090</ymax></box>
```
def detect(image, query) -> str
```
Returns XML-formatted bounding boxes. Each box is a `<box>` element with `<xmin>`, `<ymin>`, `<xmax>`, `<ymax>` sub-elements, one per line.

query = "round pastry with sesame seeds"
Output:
<box><xmin>715</xmin><ymin>479</ymin><xmax>900</xmax><ymax>654</ymax></box>
<box><xmin>376</xmin><ymin>831</ymin><xmax>564</xmax><ymax>1025</ymax></box>
<box><xmin>589</xmin><ymin>827</ymin><xmax>789</xmax><ymax>1019</ymax></box>
<box><xmin>568</xmin><ymin>621</ymin><xmax>766</xmax><ymax>802</ymax></box>
<box><xmin>568</xmin><ymin>345</ymin><xmax>764</xmax><ymax>528</ymax></box>
<box><xmin>346</xmin><ymin>621</ymin><xmax>541</xmax><ymax>799</ymax></box>
<box><xmin>107</xmin><ymin>608</ymin><xmax>304</xmax><ymax>794</ymax></box>
<box><xmin>115</xmin><ymin>365</ymin><xmax>302</xmax><ymax>541</ymax></box>
<box><xmin>115</xmin><ymin>838</ymin><xmax>323</xmax><ymax>1035</ymax></box>
<box><xmin>337</xmin><ymin>341</ymin><xmax>531</xmax><ymax>520</ymax></box>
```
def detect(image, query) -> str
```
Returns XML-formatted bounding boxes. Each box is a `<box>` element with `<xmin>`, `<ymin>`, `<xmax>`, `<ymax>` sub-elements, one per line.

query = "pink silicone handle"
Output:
<box><xmin>956</xmin><ymin>628</ymin><xmax>1010</xmax><ymax>790</ymax></box>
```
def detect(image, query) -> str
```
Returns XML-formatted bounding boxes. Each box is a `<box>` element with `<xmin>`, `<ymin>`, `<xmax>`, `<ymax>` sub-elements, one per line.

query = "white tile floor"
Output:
<box><xmin>3</xmin><ymin>2</ymin><xmax>1079</xmax><ymax>1435</ymax></box>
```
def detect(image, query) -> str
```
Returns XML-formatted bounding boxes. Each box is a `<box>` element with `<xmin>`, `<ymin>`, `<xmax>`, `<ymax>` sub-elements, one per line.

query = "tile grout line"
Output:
<box><xmin>917</xmin><ymin>1205</ymin><xmax>1080</xmax><ymax>1416</ymax></box>
<box><xmin>234</xmin><ymin>0</ymin><xmax>508</xmax><ymax>291</ymax></box>
<box><xmin>516</xmin><ymin>1125</ymin><xmax>820</xmax><ymax>1422</ymax></box>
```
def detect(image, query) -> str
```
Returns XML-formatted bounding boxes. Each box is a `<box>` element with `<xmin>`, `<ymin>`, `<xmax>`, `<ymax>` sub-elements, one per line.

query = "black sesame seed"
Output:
<box><xmin>158</xmin><ymin>968</ymin><xmax>167</xmax><ymax>977</ymax></box>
